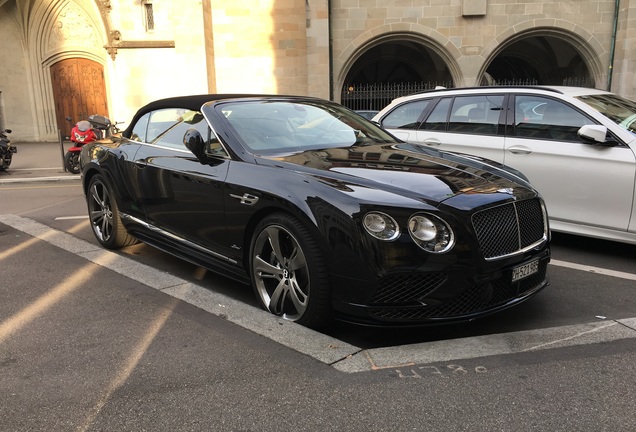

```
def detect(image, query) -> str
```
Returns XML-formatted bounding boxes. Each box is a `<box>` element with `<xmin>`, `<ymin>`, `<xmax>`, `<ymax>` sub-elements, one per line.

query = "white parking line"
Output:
<box><xmin>1</xmin><ymin>213</ymin><xmax>635</xmax><ymax>373</ymax></box>
<box><xmin>550</xmin><ymin>259</ymin><xmax>636</xmax><ymax>281</ymax></box>
<box><xmin>55</xmin><ymin>216</ymin><xmax>89</xmax><ymax>220</ymax></box>
<box><xmin>10</xmin><ymin>167</ymin><xmax>64</xmax><ymax>171</ymax></box>
<box><xmin>0</xmin><ymin>176</ymin><xmax>80</xmax><ymax>184</ymax></box>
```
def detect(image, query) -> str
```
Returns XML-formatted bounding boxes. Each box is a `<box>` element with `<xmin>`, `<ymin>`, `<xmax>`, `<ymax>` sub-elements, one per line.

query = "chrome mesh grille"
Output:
<box><xmin>472</xmin><ymin>198</ymin><xmax>545</xmax><ymax>260</ymax></box>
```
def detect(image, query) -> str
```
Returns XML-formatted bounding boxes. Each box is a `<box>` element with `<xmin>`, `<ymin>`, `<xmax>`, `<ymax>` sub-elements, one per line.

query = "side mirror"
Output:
<box><xmin>578</xmin><ymin>125</ymin><xmax>616</xmax><ymax>146</ymax></box>
<box><xmin>183</xmin><ymin>128</ymin><xmax>208</xmax><ymax>164</ymax></box>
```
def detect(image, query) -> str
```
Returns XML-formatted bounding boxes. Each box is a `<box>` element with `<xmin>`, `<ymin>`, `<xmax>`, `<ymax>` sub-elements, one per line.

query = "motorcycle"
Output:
<box><xmin>65</xmin><ymin>114</ymin><xmax>112</xmax><ymax>174</ymax></box>
<box><xmin>0</xmin><ymin>128</ymin><xmax>17</xmax><ymax>171</ymax></box>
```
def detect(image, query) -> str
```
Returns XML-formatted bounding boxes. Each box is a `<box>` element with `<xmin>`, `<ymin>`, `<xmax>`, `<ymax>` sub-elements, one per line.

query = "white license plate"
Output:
<box><xmin>512</xmin><ymin>260</ymin><xmax>539</xmax><ymax>282</ymax></box>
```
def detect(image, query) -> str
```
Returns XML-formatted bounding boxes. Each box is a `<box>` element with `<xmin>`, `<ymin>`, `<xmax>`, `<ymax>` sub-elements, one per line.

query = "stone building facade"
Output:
<box><xmin>0</xmin><ymin>0</ymin><xmax>633</xmax><ymax>141</ymax></box>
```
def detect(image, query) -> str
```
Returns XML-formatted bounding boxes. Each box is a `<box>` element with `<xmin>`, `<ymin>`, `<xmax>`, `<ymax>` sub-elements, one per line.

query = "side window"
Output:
<box><xmin>421</xmin><ymin>98</ymin><xmax>451</xmax><ymax>131</ymax></box>
<box><xmin>514</xmin><ymin>95</ymin><xmax>591</xmax><ymax>141</ymax></box>
<box><xmin>169</xmin><ymin>109</ymin><xmax>229</xmax><ymax>158</ymax></box>
<box><xmin>448</xmin><ymin>95</ymin><xmax>504</xmax><ymax>134</ymax></box>
<box><xmin>149</xmin><ymin>109</ymin><xmax>207</xmax><ymax>150</ymax></box>
<box><xmin>130</xmin><ymin>113</ymin><xmax>150</xmax><ymax>142</ymax></box>
<box><xmin>381</xmin><ymin>100</ymin><xmax>431</xmax><ymax>129</ymax></box>
<box><xmin>204</xmin><ymin>129</ymin><xmax>230</xmax><ymax>158</ymax></box>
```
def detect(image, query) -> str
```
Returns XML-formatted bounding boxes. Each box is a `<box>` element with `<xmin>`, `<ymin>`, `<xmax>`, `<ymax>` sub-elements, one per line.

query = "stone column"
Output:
<box><xmin>611</xmin><ymin>0</ymin><xmax>636</xmax><ymax>96</ymax></box>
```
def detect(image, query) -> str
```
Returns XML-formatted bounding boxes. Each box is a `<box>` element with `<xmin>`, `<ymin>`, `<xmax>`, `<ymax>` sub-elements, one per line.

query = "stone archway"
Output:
<box><xmin>484</xmin><ymin>36</ymin><xmax>593</xmax><ymax>86</ymax></box>
<box><xmin>13</xmin><ymin>0</ymin><xmax>109</xmax><ymax>140</ymax></box>
<box><xmin>479</xmin><ymin>24</ymin><xmax>605</xmax><ymax>89</ymax></box>
<box><xmin>344</xmin><ymin>41</ymin><xmax>453</xmax><ymax>85</ymax></box>
<box><xmin>337</xmin><ymin>30</ymin><xmax>460</xmax><ymax>110</ymax></box>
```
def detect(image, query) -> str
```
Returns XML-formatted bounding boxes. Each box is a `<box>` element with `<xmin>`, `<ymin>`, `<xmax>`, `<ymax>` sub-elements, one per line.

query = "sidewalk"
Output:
<box><xmin>0</xmin><ymin>141</ymin><xmax>80</xmax><ymax>183</ymax></box>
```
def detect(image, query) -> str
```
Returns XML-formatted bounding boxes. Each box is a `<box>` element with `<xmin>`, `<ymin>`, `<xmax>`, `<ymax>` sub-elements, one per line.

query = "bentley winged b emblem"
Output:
<box><xmin>230</xmin><ymin>193</ymin><xmax>259</xmax><ymax>206</ymax></box>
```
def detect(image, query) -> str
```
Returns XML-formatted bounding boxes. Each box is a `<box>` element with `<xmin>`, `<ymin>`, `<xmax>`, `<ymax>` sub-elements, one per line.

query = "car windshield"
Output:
<box><xmin>210</xmin><ymin>100</ymin><xmax>397</xmax><ymax>154</ymax></box>
<box><xmin>576</xmin><ymin>93</ymin><xmax>636</xmax><ymax>134</ymax></box>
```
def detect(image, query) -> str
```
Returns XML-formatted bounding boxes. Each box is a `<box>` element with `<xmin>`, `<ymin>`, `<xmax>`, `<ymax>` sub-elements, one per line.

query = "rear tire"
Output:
<box><xmin>250</xmin><ymin>213</ymin><xmax>332</xmax><ymax>329</ymax></box>
<box><xmin>0</xmin><ymin>153</ymin><xmax>10</xmax><ymax>170</ymax></box>
<box><xmin>86</xmin><ymin>174</ymin><xmax>137</xmax><ymax>249</ymax></box>
<box><xmin>65</xmin><ymin>152</ymin><xmax>80</xmax><ymax>174</ymax></box>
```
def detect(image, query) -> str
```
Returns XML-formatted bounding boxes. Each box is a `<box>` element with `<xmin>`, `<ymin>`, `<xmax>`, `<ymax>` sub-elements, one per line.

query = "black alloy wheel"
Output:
<box><xmin>250</xmin><ymin>213</ymin><xmax>332</xmax><ymax>329</ymax></box>
<box><xmin>86</xmin><ymin>174</ymin><xmax>137</xmax><ymax>249</ymax></box>
<box><xmin>64</xmin><ymin>152</ymin><xmax>80</xmax><ymax>174</ymax></box>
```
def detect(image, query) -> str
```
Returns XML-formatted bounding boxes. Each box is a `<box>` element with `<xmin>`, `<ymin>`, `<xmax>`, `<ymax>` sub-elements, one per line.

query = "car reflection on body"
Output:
<box><xmin>80</xmin><ymin>94</ymin><xmax>550</xmax><ymax>329</ymax></box>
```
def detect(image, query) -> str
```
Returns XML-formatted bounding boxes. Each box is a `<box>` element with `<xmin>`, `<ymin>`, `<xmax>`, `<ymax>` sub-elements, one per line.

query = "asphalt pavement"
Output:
<box><xmin>2</xmin><ymin>141</ymin><xmax>636</xmax><ymax>430</ymax></box>
<box><xmin>3</xmin><ymin>141</ymin><xmax>636</xmax><ymax>369</ymax></box>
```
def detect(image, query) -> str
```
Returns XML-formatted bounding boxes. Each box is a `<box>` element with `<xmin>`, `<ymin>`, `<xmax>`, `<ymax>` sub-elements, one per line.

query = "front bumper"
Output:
<box><xmin>331</xmin><ymin>249</ymin><xmax>550</xmax><ymax>326</ymax></box>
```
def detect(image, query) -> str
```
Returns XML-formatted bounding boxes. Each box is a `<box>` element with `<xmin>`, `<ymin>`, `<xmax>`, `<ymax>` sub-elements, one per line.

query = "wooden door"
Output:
<box><xmin>50</xmin><ymin>58</ymin><xmax>109</xmax><ymax>138</ymax></box>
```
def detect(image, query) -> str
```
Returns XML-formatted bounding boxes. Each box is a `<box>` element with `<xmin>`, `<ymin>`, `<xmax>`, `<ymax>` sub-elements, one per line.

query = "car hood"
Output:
<box><xmin>261</xmin><ymin>143</ymin><xmax>537</xmax><ymax>206</ymax></box>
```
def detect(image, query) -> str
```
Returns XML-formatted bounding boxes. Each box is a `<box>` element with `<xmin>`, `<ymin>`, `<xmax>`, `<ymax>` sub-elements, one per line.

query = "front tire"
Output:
<box><xmin>87</xmin><ymin>174</ymin><xmax>137</xmax><ymax>249</ymax></box>
<box><xmin>65</xmin><ymin>151</ymin><xmax>80</xmax><ymax>174</ymax></box>
<box><xmin>250</xmin><ymin>213</ymin><xmax>332</xmax><ymax>329</ymax></box>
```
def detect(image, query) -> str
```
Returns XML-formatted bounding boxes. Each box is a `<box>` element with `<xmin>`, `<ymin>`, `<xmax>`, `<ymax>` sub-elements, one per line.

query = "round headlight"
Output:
<box><xmin>408</xmin><ymin>213</ymin><xmax>454</xmax><ymax>253</ymax></box>
<box><xmin>363</xmin><ymin>212</ymin><xmax>399</xmax><ymax>241</ymax></box>
<box><xmin>409</xmin><ymin>216</ymin><xmax>437</xmax><ymax>241</ymax></box>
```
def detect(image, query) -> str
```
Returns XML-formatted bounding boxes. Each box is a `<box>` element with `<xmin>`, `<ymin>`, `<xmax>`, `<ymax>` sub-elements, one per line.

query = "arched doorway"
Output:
<box><xmin>341</xmin><ymin>40</ymin><xmax>454</xmax><ymax>111</ymax></box>
<box><xmin>482</xmin><ymin>35</ymin><xmax>594</xmax><ymax>87</ymax></box>
<box><xmin>50</xmin><ymin>58</ymin><xmax>109</xmax><ymax>138</ymax></box>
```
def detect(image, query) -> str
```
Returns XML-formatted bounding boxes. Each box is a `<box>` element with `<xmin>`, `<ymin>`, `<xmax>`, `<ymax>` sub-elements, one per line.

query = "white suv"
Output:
<box><xmin>373</xmin><ymin>86</ymin><xmax>636</xmax><ymax>245</ymax></box>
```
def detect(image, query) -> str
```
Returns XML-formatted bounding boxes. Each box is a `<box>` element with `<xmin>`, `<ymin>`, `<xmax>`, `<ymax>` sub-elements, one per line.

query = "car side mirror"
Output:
<box><xmin>183</xmin><ymin>128</ymin><xmax>208</xmax><ymax>164</ymax></box>
<box><xmin>578</xmin><ymin>125</ymin><xmax>616</xmax><ymax>147</ymax></box>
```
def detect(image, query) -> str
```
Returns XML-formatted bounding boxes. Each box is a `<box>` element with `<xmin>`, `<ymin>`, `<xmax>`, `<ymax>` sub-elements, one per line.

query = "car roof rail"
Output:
<box><xmin>408</xmin><ymin>85</ymin><xmax>565</xmax><ymax>97</ymax></box>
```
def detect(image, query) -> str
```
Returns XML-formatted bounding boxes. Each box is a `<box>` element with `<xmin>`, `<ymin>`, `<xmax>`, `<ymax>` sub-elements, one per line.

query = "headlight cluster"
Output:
<box><xmin>362</xmin><ymin>212</ymin><xmax>399</xmax><ymax>241</ymax></box>
<box><xmin>362</xmin><ymin>211</ymin><xmax>455</xmax><ymax>253</ymax></box>
<box><xmin>408</xmin><ymin>214</ymin><xmax>454</xmax><ymax>253</ymax></box>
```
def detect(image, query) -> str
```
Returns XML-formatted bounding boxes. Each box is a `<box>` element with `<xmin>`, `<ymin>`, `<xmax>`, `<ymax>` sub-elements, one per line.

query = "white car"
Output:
<box><xmin>373</xmin><ymin>86</ymin><xmax>636</xmax><ymax>245</ymax></box>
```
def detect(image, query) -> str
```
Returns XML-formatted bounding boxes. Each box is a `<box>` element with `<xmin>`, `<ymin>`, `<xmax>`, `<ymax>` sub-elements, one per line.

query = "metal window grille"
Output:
<box><xmin>341</xmin><ymin>77</ymin><xmax>594</xmax><ymax>112</ymax></box>
<box><xmin>144</xmin><ymin>2</ymin><xmax>155</xmax><ymax>31</ymax></box>
<box><xmin>340</xmin><ymin>81</ymin><xmax>454</xmax><ymax>111</ymax></box>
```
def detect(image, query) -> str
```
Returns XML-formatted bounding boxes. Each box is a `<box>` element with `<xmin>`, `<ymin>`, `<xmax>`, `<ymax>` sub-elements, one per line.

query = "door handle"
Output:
<box><xmin>423</xmin><ymin>139</ymin><xmax>441</xmax><ymax>146</ymax></box>
<box><xmin>134</xmin><ymin>159</ymin><xmax>147</xmax><ymax>168</ymax></box>
<box><xmin>507</xmin><ymin>145</ymin><xmax>532</xmax><ymax>155</ymax></box>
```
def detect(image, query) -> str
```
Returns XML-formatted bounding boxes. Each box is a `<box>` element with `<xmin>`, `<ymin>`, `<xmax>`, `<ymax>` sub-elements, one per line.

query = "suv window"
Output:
<box><xmin>419</xmin><ymin>95</ymin><xmax>504</xmax><ymax>134</ymax></box>
<box><xmin>381</xmin><ymin>100</ymin><xmax>431</xmax><ymax>129</ymax></box>
<box><xmin>514</xmin><ymin>95</ymin><xmax>591</xmax><ymax>141</ymax></box>
<box><xmin>448</xmin><ymin>95</ymin><xmax>504</xmax><ymax>134</ymax></box>
<box><xmin>421</xmin><ymin>98</ymin><xmax>451</xmax><ymax>131</ymax></box>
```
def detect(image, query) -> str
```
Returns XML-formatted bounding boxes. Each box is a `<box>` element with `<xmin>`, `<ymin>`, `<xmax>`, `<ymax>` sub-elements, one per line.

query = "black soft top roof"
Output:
<box><xmin>122</xmin><ymin>93</ymin><xmax>294</xmax><ymax>137</ymax></box>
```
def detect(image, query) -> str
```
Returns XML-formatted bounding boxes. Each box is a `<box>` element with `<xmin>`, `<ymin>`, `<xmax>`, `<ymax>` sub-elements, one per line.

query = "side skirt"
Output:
<box><xmin>120</xmin><ymin>212</ymin><xmax>251</xmax><ymax>285</ymax></box>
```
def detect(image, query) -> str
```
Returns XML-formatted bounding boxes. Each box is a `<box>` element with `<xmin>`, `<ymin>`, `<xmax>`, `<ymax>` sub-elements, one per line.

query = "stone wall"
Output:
<box><xmin>0</xmin><ymin>2</ymin><xmax>33</xmax><ymax>137</ymax></box>
<box><xmin>330</xmin><ymin>0</ymin><xmax>630</xmax><ymax>98</ymax></box>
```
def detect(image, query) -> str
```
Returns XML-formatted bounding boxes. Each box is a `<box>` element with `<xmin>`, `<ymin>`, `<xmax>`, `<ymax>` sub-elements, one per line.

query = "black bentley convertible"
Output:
<box><xmin>80</xmin><ymin>94</ymin><xmax>550</xmax><ymax>329</ymax></box>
